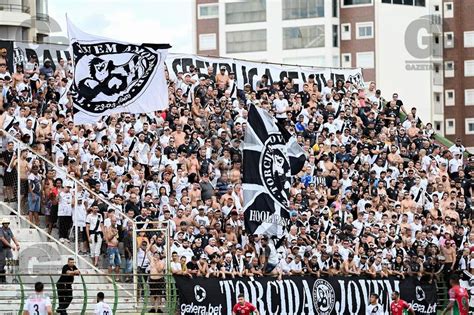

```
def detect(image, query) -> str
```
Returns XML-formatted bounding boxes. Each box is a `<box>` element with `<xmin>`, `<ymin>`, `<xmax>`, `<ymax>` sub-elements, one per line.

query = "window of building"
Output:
<box><xmin>444</xmin><ymin>61</ymin><xmax>454</xmax><ymax>77</ymax></box>
<box><xmin>445</xmin><ymin>89</ymin><xmax>455</xmax><ymax>106</ymax></box>
<box><xmin>465</xmin><ymin>89</ymin><xmax>474</xmax><ymax>105</ymax></box>
<box><xmin>198</xmin><ymin>4</ymin><xmax>219</xmax><ymax>19</ymax></box>
<box><xmin>434</xmin><ymin>35</ymin><xmax>439</xmax><ymax>44</ymax></box>
<box><xmin>332</xmin><ymin>0</ymin><xmax>338</xmax><ymax>17</ymax></box>
<box><xmin>464</xmin><ymin>31</ymin><xmax>474</xmax><ymax>48</ymax></box>
<box><xmin>356</xmin><ymin>51</ymin><xmax>374</xmax><ymax>69</ymax></box>
<box><xmin>343</xmin><ymin>0</ymin><xmax>372</xmax><ymax>6</ymax></box>
<box><xmin>466</xmin><ymin>118</ymin><xmax>474</xmax><ymax>135</ymax></box>
<box><xmin>226</xmin><ymin>29</ymin><xmax>267</xmax><ymax>53</ymax></box>
<box><xmin>382</xmin><ymin>0</ymin><xmax>391</xmax><ymax>3</ymax></box>
<box><xmin>341</xmin><ymin>53</ymin><xmax>351</xmax><ymax>68</ymax></box>
<box><xmin>465</xmin><ymin>60</ymin><xmax>474</xmax><ymax>77</ymax></box>
<box><xmin>341</xmin><ymin>23</ymin><xmax>351</xmax><ymax>40</ymax></box>
<box><xmin>283</xmin><ymin>25</ymin><xmax>325</xmax><ymax>50</ymax></box>
<box><xmin>282</xmin><ymin>0</ymin><xmax>324</xmax><ymax>20</ymax></box>
<box><xmin>444</xmin><ymin>2</ymin><xmax>453</xmax><ymax>18</ymax></box>
<box><xmin>356</xmin><ymin>22</ymin><xmax>374</xmax><ymax>39</ymax></box>
<box><xmin>445</xmin><ymin>119</ymin><xmax>455</xmax><ymax>135</ymax></box>
<box><xmin>414</xmin><ymin>0</ymin><xmax>425</xmax><ymax>6</ymax></box>
<box><xmin>333</xmin><ymin>25</ymin><xmax>339</xmax><ymax>47</ymax></box>
<box><xmin>225</xmin><ymin>0</ymin><xmax>266</xmax><ymax>24</ymax></box>
<box><xmin>434</xmin><ymin>4</ymin><xmax>439</xmax><ymax>11</ymax></box>
<box><xmin>434</xmin><ymin>121</ymin><xmax>442</xmax><ymax>132</ymax></box>
<box><xmin>199</xmin><ymin>33</ymin><xmax>217</xmax><ymax>51</ymax></box>
<box><xmin>444</xmin><ymin>32</ymin><xmax>454</xmax><ymax>48</ymax></box>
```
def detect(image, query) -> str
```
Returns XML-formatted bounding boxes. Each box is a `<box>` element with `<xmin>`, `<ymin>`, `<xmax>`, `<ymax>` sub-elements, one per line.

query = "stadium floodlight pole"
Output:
<box><xmin>74</xmin><ymin>182</ymin><xmax>79</xmax><ymax>263</ymax></box>
<box><xmin>16</xmin><ymin>143</ymin><xmax>21</xmax><ymax>219</ymax></box>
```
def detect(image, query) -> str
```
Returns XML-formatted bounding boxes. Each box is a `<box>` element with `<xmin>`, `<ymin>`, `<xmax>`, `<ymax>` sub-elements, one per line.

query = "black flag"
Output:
<box><xmin>243</xmin><ymin>104</ymin><xmax>306</xmax><ymax>237</ymax></box>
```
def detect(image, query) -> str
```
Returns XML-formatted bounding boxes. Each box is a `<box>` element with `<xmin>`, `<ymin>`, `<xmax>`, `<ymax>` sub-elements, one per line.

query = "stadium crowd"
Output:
<box><xmin>0</xmin><ymin>57</ymin><xmax>473</xmax><ymax>290</ymax></box>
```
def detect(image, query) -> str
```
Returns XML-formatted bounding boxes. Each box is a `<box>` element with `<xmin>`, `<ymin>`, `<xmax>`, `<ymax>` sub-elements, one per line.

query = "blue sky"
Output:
<box><xmin>48</xmin><ymin>0</ymin><xmax>193</xmax><ymax>53</ymax></box>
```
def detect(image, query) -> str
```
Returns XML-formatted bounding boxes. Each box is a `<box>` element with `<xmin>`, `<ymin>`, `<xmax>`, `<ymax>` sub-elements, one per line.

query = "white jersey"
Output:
<box><xmin>25</xmin><ymin>294</ymin><xmax>51</xmax><ymax>315</ymax></box>
<box><xmin>94</xmin><ymin>301</ymin><xmax>112</xmax><ymax>315</ymax></box>
<box><xmin>366</xmin><ymin>303</ymin><xmax>383</xmax><ymax>315</ymax></box>
<box><xmin>58</xmin><ymin>191</ymin><xmax>73</xmax><ymax>216</ymax></box>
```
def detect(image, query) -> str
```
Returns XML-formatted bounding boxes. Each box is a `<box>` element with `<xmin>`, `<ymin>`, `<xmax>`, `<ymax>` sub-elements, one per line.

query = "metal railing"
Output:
<box><xmin>0</xmin><ymin>3</ymin><xmax>30</xmax><ymax>13</ymax></box>
<box><xmin>0</xmin><ymin>273</ymin><xmax>178</xmax><ymax>315</ymax></box>
<box><xmin>0</xmin><ymin>129</ymin><xmax>139</xmax><ymax>277</ymax></box>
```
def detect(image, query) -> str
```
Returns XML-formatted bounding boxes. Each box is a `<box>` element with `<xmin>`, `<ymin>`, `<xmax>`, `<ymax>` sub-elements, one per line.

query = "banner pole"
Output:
<box><xmin>132</xmin><ymin>222</ymin><xmax>137</xmax><ymax>306</ymax></box>
<box><xmin>74</xmin><ymin>183</ymin><xmax>78</xmax><ymax>263</ymax></box>
<box><xmin>16</xmin><ymin>144</ymin><xmax>21</xmax><ymax>218</ymax></box>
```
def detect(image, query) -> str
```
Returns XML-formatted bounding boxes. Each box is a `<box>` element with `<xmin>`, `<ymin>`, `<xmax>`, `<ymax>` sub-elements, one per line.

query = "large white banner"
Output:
<box><xmin>67</xmin><ymin>19</ymin><xmax>170</xmax><ymax>124</ymax></box>
<box><xmin>166</xmin><ymin>53</ymin><xmax>365</xmax><ymax>91</ymax></box>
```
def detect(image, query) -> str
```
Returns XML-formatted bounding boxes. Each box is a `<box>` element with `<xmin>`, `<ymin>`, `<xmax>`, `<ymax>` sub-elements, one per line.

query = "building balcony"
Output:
<box><xmin>0</xmin><ymin>4</ymin><xmax>32</xmax><ymax>28</ymax></box>
<box><xmin>0</xmin><ymin>3</ymin><xmax>30</xmax><ymax>13</ymax></box>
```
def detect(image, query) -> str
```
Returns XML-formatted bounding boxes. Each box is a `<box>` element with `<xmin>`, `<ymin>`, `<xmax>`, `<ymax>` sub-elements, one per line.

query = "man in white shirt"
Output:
<box><xmin>94</xmin><ymin>292</ymin><xmax>112</xmax><ymax>315</ymax></box>
<box><xmin>24</xmin><ymin>281</ymin><xmax>52</xmax><ymax>315</ymax></box>
<box><xmin>366</xmin><ymin>293</ymin><xmax>383</xmax><ymax>315</ymax></box>
<box><xmin>273</xmin><ymin>92</ymin><xmax>288</xmax><ymax>124</ymax></box>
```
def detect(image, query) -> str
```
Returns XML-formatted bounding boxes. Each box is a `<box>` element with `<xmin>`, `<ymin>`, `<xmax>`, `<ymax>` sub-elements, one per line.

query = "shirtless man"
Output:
<box><xmin>18</xmin><ymin>149</ymin><xmax>30</xmax><ymax>210</ymax></box>
<box><xmin>105</xmin><ymin>217</ymin><xmax>121</xmax><ymax>275</ymax></box>
<box><xmin>189</xmin><ymin>183</ymin><xmax>202</xmax><ymax>207</ymax></box>
<box><xmin>229</xmin><ymin>161</ymin><xmax>241</xmax><ymax>184</ymax></box>
<box><xmin>171</xmin><ymin>124</ymin><xmax>186</xmax><ymax>147</ymax></box>
<box><xmin>148</xmin><ymin>252</ymin><xmax>166</xmax><ymax>313</ymax></box>
<box><xmin>186</xmin><ymin>151</ymin><xmax>201</xmax><ymax>177</ymax></box>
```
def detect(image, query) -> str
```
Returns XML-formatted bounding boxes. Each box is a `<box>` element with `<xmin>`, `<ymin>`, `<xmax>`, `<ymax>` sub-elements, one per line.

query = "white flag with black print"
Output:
<box><xmin>67</xmin><ymin>18</ymin><xmax>171</xmax><ymax>124</ymax></box>
<box><xmin>243</xmin><ymin>104</ymin><xmax>306</xmax><ymax>237</ymax></box>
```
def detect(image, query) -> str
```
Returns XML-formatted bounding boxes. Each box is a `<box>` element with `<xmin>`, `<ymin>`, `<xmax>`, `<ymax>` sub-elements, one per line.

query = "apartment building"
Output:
<box><xmin>442</xmin><ymin>0</ymin><xmax>474</xmax><ymax>148</ymax></box>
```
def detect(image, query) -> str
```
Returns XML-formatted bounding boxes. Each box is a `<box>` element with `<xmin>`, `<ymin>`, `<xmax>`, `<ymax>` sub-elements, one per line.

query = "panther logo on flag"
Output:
<box><xmin>260</xmin><ymin>134</ymin><xmax>291</xmax><ymax>208</ymax></box>
<box><xmin>70</xmin><ymin>42</ymin><xmax>159</xmax><ymax>114</ymax></box>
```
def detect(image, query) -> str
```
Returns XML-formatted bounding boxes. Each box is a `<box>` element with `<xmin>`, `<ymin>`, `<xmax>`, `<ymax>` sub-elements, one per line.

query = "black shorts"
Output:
<box><xmin>148</xmin><ymin>277</ymin><xmax>165</xmax><ymax>296</ymax></box>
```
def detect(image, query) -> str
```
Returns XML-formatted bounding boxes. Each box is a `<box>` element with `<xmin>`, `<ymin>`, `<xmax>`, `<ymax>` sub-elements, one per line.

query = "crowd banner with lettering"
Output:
<box><xmin>174</xmin><ymin>275</ymin><xmax>437</xmax><ymax>315</ymax></box>
<box><xmin>13</xmin><ymin>42</ymin><xmax>70</xmax><ymax>71</ymax></box>
<box><xmin>165</xmin><ymin>53</ymin><xmax>365</xmax><ymax>91</ymax></box>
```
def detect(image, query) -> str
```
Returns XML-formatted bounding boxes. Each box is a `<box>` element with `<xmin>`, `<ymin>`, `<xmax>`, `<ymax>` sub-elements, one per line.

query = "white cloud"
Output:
<box><xmin>48</xmin><ymin>0</ymin><xmax>193</xmax><ymax>53</ymax></box>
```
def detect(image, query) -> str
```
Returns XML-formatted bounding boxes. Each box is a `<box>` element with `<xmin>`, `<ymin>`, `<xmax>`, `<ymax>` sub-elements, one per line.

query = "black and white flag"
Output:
<box><xmin>67</xmin><ymin>18</ymin><xmax>171</xmax><ymax>124</ymax></box>
<box><xmin>243</xmin><ymin>104</ymin><xmax>306</xmax><ymax>237</ymax></box>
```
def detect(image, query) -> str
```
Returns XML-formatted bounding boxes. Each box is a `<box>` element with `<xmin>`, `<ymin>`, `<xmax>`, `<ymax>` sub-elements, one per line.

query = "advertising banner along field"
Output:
<box><xmin>175</xmin><ymin>275</ymin><xmax>437</xmax><ymax>315</ymax></box>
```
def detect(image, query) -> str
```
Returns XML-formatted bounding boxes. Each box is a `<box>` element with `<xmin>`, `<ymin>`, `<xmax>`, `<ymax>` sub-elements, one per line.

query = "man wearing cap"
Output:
<box><xmin>0</xmin><ymin>217</ymin><xmax>19</xmax><ymax>283</ymax></box>
<box><xmin>215</xmin><ymin>66</ymin><xmax>229</xmax><ymax>87</ymax></box>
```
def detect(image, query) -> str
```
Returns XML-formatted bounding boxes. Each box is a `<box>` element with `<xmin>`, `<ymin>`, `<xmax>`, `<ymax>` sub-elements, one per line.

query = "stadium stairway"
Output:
<box><xmin>0</xmin><ymin>202</ymin><xmax>140</xmax><ymax>314</ymax></box>
<box><xmin>436</xmin><ymin>278</ymin><xmax>449</xmax><ymax>313</ymax></box>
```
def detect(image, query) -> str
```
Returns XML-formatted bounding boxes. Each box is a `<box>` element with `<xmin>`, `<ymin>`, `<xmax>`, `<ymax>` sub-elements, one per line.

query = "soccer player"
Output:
<box><xmin>24</xmin><ymin>281</ymin><xmax>52</xmax><ymax>315</ymax></box>
<box><xmin>390</xmin><ymin>291</ymin><xmax>414</xmax><ymax>315</ymax></box>
<box><xmin>367</xmin><ymin>293</ymin><xmax>383</xmax><ymax>315</ymax></box>
<box><xmin>232</xmin><ymin>293</ymin><xmax>259</xmax><ymax>315</ymax></box>
<box><xmin>441</xmin><ymin>274</ymin><xmax>469</xmax><ymax>315</ymax></box>
<box><xmin>94</xmin><ymin>292</ymin><xmax>112</xmax><ymax>315</ymax></box>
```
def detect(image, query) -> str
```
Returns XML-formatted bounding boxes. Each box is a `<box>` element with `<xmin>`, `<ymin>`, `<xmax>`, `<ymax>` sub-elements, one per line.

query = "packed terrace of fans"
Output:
<box><xmin>0</xmin><ymin>57</ymin><xmax>472</xmax><ymax>282</ymax></box>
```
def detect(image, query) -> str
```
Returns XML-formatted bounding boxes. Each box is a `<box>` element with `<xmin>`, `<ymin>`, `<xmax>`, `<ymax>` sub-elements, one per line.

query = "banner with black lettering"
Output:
<box><xmin>165</xmin><ymin>53</ymin><xmax>365</xmax><ymax>91</ymax></box>
<box><xmin>13</xmin><ymin>42</ymin><xmax>70</xmax><ymax>72</ymax></box>
<box><xmin>243</xmin><ymin>104</ymin><xmax>306</xmax><ymax>237</ymax></box>
<box><xmin>67</xmin><ymin>18</ymin><xmax>171</xmax><ymax>124</ymax></box>
<box><xmin>175</xmin><ymin>275</ymin><xmax>437</xmax><ymax>315</ymax></box>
